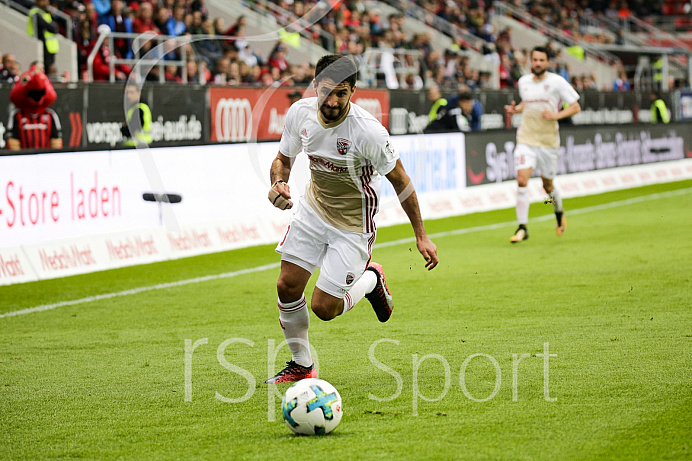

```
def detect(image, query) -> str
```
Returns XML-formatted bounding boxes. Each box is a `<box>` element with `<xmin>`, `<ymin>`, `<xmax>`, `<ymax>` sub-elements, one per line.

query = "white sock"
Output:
<box><xmin>549</xmin><ymin>187</ymin><xmax>563</xmax><ymax>213</ymax></box>
<box><xmin>278</xmin><ymin>295</ymin><xmax>312</xmax><ymax>367</ymax></box>
<box><xmin>516</xmin><ymin>186</ymin><xmax>529</xmax><ymax>225</ymax></box>
<box><xmin>341</xmin><ymin>270</ymin><xmax>377</xmax><ymax>315</ymax></box>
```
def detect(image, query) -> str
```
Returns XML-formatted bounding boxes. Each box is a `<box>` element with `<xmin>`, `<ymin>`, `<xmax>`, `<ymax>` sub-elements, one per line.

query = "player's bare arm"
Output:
<box><xmin>386</xmin><ymin>159</ymin><xmax>439</xmax><ymax>270</ymax></box>
<box><xmin>505</xmin><ymin>101</ymin><xmax>524</xmax><ymax>116</ymax></box>
<box><xmin>542</xmin><ymin>101</ymin><xmax>581</xmax><ymax>120</ymax></box>
<box><xmin>268</xmin><ymin>152</ymin><xmax>293</xmax><ymax>210</ymax></box>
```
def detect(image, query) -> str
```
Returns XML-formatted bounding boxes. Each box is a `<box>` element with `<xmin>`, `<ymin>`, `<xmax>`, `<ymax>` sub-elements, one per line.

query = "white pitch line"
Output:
<box><xmin>0</xmin><ymin>263</ymin><xmax>280</xmax><ymax>319</ymax></box>
<box><xmin>2</xmin><ymin>187</ymin><xmax>691</xmax><ymax>319</ymax></box>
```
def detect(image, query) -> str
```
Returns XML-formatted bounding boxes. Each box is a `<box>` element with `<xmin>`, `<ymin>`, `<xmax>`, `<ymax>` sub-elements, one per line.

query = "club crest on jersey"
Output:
<box><xmin>345</xmin><ymin>272</ymin><xmax>355</xmax><ymax>285</ymax></box>
<box><xmin>337</xmin><ymin>137</ymin><xmax>351</xmax><ymax>155</ymax></box>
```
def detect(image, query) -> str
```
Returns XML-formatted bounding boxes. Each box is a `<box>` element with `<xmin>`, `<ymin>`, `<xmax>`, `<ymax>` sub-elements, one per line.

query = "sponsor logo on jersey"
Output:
<box><xmin>337</xmin><ymin>137</ymin><xmax>351</xmax><ymax>155</ymax></box>
<box><xmin>301</xmin><ymin>128</ymin><xmax>308</xmax><ymax>138</ymax></box>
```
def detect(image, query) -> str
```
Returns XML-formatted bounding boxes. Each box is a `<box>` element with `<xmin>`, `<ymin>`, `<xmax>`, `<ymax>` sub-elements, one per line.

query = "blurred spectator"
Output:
<box><xmin>650</xmin><ymin>91</ymin><xmax>670</xmax><ymax>123</ymax></box>
<box><xmin>459</xmin><ymin>91</ymin><xmax>483</xmax><ymax>131</ymax></box>
<box><xmin>228</xmin><ymin>60</ymin><xmax>242</xmax><ymax>85</ymax></box>
<box><xmin>184</xmin><ymin>59</ymin><xmax>210</xmax><ymax>84</ymax></box>
<box><xmin>165</xmin><ymin>64</ymin><xmax>181</xmax><ymax>82</ymax></box>
<box><xmin>260</xmin><ymin>68</ymin><xmax>274</xmax><ymax>86</ymax></box>
<box><xmin>193</xmin><ymin>18</ymin><xmax>224</xmax><ymax>66</ymax></box>
<box><xmin>167</xmin><ymin>5</ymin><xmax>186</xmax><ymax>37</ymax></box>
<box><xmin>268</xmin><ymin>43</ymin><xmax>290</xmax><ymax>71</ymax></box>
<box><xmin>212</xmin><ymin>57</ymin><xmax>230</xmax><ymax>84</ymax></box>
<box><xmin>0</xmin><ymin>54</ymin><xmax>20</xmax><ymax>83</ymax></box>
<box><xmin>224</xmin><ymin>16</ymin><xmax>247</xmax><ymax>50</ymax></box>
<box><xmin>133</xmin><ymin>2</ymin><xmax>160</xmax><ymax>34</ymax></box>
<box><xmin>121</xmin><ymin>84</ymin><xmax>152</xmax><ymax>146</ymax></box>
<box><xmin>612</xmin><ymin>71</ymin><xmax>630</xmax><ymax>91</ymax></box>
<box><xmin>423</xmin><ymin>88</ymin><xmax>482</xmax><ymax>133</ymax></box>
<box><xmin>74</xmin><ymin>5</ymin><xmax>98</xmax><ymax>74</ymax></box>
<box><xmin>188</xmin><ymin>10</ymin><xmax>204</xmax><ymax>35</ymax></box>
<box><xmin>499</xmin><ymin>54</ymin><xmax>514</xmax><ymax>89</ymax></box>
<box><xmin>190</xmin><ymin>0</ymin><xmax>208</xmax><ymax>17</ymax></box>
<box><xmin>510</xmin><ymin>50</ymin><xmax>526</xmax><ymax>83</ymax></box>
<box><xmin>92</xmin><ymin>0</ymin><xmax>111</xmax><ymax>18</ymax></box>
<box><xmin>154</xmin><ymin>6</ymin><xmax>170</xmax><ymax>32</ymax></box>
<box><xmin>614</xmin><ymin>28</ymin><xmax>626</xmax><ymax>45</ymax></box>
<box><xmin>481</xmin><ymin>42</ymin><xmax>500</xmax><ymax>67</ymax></box>
<box><xmin>213</xmin><ymin>17</ymin><xmax>226</xmax><ymax>36</ymax></box>
<box><xmin>99</xmin><ymin>0</ymin><xmax>133</xmax><ymax>59</ymax></box>
<box><xmin>237</xmin><ymin>41</ymin><xmax>261</xmax><ymax>67</ymax></box>
<box><xmin>46</xmin><ymin>63</ymin><xmax>62</xmax><ymax>82</ymax></box>
<box><xmin>28</xmin><ymin>0</ymin><xmax>60</xmax><ymax>69</ymax></box>
<box><xmin>91</xmin><ymin>24</ymin><xmax>131</xmax><ymax>81</ymax></box>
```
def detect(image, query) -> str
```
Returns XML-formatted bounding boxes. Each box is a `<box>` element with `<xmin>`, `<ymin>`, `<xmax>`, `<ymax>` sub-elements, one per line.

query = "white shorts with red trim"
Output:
<box><xmin>514</xmin><ymin>143</ymin><xmax>559</xmax><ymax>180</ymax></box>
<box><xmin>276</xmin><ymin>200</ymin><xmax>375</xmax><ymax>298</ymax></box>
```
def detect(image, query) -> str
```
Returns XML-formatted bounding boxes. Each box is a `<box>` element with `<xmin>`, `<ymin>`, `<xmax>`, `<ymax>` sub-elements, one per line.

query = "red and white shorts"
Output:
<box><xmin>276</xmin><ymin>200</ymin><xmax>375</xmax><ymax>298</ymax></box>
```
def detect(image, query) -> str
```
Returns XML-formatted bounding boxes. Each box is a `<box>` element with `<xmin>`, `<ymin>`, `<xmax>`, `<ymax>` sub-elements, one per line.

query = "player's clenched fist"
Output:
<box><xmin>268</xmin><ymin>180</ymin><xmax>293</xmax><ymax>210</ymax></box>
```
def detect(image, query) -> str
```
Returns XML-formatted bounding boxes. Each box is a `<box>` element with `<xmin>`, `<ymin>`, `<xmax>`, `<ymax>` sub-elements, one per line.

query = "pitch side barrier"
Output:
<box><xmin>0</xmin><ymin>83</ymin><xmax>688</xmax><ymax>152</ymax></box>
<box><xmin>0</xmin><ymin>83</ymin><xmax>207</xmax><ymax>151</ymax></box>
<box><xmin>1</xmin><ymin>127</ymin><xmax>692</xmax><ymax>286</ymax></box>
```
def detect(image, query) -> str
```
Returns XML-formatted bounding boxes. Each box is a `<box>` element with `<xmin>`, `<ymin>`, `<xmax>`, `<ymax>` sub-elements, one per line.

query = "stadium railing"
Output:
<box><xmin>492</xmin><ymin>1</ymin><xmax>620</xmax><ymax>67</ymax></box>
<box><xmin>243</xmin><ymin>0</ymin><xmax>335</xmax><ymax>53</ymax></box>
<box><xmin>87</xmin><ymin>32</ymin><xmax>195</xmax><ymax>83</ymax></box>
<box><xmin>359</xmin><ymin>48</ymin><xmax>421</xmax><ymax>89</ymax></box>
<box><xmin>375</xmin><ymin>0</ymin><xmax>486</xmax><ymax>53</ymax></box>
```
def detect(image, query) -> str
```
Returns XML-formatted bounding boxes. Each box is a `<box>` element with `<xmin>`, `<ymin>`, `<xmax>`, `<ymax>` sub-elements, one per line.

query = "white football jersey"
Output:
<box><xmin>517</xmin><ymin>72</ymin><xmax>579</xmax><ymax>148</ymax></box>
<box><xmin>279</xmin><ymin>97</ymin><xmax>398</xmax><ymax>233</ymax></box>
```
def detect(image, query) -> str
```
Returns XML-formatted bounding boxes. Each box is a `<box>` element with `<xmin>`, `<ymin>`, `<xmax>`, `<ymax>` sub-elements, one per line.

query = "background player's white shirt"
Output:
<box><xmin>279</xmin><ymin>97</ymin><xmax>398</xmax><ymax>233</ymax></box>
<box><xmin>517</xmin><ymin>72</ymin><xmax>579</xmax><ymax>149</ymax></box>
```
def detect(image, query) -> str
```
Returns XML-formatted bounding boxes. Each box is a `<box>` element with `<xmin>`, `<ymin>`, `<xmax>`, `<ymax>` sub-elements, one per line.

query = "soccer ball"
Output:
<box><xmin>281</xmin><ymin>378</ymin><xmax>343</xmax><ymax>435</ymax></box>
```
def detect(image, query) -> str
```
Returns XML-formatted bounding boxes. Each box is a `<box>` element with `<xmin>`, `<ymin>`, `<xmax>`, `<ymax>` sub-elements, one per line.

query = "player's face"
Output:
<box><xmin>315</xmin><ymin>79</ymin><xmax>354</xmax><ymax>122</ymax></box>
<box><xmin>530</xmin><ymin>51</ymin><xmax>550</xmax><ymax>77</ymax></box>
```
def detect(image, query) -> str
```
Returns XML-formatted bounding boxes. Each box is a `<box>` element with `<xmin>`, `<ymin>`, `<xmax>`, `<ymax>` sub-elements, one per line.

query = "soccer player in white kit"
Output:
<box><xmin>265</xmin><ymin>55</ymin><xmax>439</xmax><ymax>383</ymax></box>
<box><xmin>504</xmin><ymin>46</ymin><xmax>581</xmax><ymax>243</ymax></box>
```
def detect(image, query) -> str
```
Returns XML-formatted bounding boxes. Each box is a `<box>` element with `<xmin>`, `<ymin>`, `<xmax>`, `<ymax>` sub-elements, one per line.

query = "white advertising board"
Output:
<box><xmin>2</xmin><ymin>133</ymin><xmax>691</xmax><ymax>285</ymax></box>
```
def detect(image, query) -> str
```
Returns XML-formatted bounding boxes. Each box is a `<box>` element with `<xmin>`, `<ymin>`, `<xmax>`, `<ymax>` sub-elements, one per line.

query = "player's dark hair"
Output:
<box><xmin>459</xmin><ymin>91</ymin><xmax>474</xmax><ymax>101</ymax></box>
<box><xmin>315</xmin><ymin>54</ymin><xmax>358</xmax><ymax>89</ymax></box>
<box><xmin>531</xmin><ymin>46</ymin><xmax>551</xmax><ymax>60</ymax></box>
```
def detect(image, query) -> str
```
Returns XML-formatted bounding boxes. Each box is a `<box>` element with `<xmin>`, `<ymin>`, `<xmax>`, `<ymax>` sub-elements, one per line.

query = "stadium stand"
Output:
<box><xmin>1</xmin><ymin>0</ymin><xmax>690</xmax><ymax>90</ymax></box>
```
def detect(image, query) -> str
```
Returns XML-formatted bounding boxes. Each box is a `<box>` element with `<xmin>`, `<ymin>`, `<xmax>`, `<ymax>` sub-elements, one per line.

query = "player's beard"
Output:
<box><xmin>319</xmin><ymin>103</ymin><xmax>345</xmax><ymax>122</ymax></box>
<box><xmin>532</xmin><ymin>66</ymin><xmax>547</xmax><ymax>77</ymax></box>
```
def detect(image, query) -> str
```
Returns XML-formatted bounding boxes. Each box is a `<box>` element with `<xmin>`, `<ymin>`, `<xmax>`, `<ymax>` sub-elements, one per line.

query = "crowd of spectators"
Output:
<box><xmin>0</xmin><ymin>0</ymin><xmax>685</xmax><ymax>91</ymax></box>
<box><xmin>2</xmin><ymin>0</ymin><xmax>321</xmax><ymax>85</ymax></box>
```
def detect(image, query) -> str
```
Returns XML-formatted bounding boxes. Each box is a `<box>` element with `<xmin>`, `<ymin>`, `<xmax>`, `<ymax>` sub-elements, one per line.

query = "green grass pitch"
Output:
<box><xmin>1</xmin><ymin>180</ymin><xmax>691</xmax><ymax>460</ymax></box>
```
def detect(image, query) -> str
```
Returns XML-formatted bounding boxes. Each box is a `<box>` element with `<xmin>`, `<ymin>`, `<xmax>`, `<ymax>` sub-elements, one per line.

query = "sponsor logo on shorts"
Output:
<box><xmin>345</xmin><ymin>272</ymin><xmax>355</xmax><ymax>285</ymax></box>
<box><xmin>337</xmin><ymin>137</ymin><xmax>351</xmax><ymax>155</ymax></box>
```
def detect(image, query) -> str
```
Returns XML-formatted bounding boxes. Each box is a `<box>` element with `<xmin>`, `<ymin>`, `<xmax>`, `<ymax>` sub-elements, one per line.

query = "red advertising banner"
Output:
<box><xmin>209</xmin><ymin>87</ymin><xmax>389</xmax><ymax>142</ymax></box>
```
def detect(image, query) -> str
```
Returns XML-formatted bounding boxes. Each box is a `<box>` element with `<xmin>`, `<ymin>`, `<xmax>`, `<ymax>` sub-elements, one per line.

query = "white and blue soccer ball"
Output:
<box><xmin>281</xmin><ymin>378</ymin><xmax>343</xmax><ymax>435</ymax></box>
